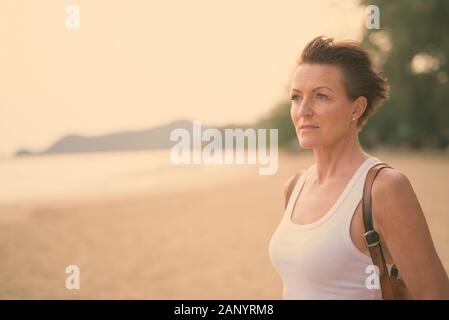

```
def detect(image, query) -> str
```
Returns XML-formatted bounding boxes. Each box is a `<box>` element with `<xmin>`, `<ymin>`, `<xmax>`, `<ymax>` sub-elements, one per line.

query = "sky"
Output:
<box><xmin>0</xmin><ymin>0</ymin><xmax>365</xmax><ymax>157</ymax></box>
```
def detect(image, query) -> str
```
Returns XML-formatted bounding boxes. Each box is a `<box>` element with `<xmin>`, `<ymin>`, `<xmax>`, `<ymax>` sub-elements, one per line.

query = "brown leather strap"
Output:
<box><xmin>284</xmin><ymin>173</ymin><xmax>301</xmax><ymax>209</ymax></box>
<box><xmin>362</xmin><ymin>162</ymin><xmax>396</xmax><ymax>299</ymax></box>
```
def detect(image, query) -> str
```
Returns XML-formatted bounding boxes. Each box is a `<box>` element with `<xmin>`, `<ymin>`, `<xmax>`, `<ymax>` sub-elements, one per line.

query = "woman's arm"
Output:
<box><xmin>372</xmin><ymin>168</ymin><xmax>449</xmax><ymax>299</ymax></box>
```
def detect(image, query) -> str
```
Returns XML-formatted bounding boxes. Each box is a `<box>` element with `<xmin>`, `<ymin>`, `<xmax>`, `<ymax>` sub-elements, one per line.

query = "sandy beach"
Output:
<box><xmin>0</xmin><ymin>151</ymin><xmax>448</xmax><ymax>299</ymax></box>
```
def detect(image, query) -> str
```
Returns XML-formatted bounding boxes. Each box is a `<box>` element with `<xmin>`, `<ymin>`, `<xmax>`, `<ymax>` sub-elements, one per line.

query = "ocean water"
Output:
<box><xmin>0</xmin><ymin>149</ymin><xmax>257</xmax><ymax>204</ymax></box>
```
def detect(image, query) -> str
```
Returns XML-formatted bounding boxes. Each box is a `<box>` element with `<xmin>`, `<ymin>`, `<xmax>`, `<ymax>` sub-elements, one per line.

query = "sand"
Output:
<box><xmin>0</xmin><ymin>151</ymin><xmax>448</xmax><ymax>299</ymax></box>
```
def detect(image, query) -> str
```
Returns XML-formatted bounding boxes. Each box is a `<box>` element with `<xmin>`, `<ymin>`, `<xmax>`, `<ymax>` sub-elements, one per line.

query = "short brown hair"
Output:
<box><xmin>297</xmin><ymin>36</ymin><xmax>389</xmax><ymax>130</ymax></box>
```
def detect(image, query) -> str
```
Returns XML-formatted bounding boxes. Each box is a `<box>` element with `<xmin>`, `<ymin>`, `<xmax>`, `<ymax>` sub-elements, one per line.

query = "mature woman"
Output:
<box><xmin>269</xmin><ymin>36</ymin><xmax>449</xmax><ymax>299</ymax></box>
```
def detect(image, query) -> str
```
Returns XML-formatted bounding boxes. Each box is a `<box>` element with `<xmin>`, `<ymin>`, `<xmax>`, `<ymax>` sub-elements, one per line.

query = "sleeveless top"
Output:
<box><xmin>268</xmin><ymin>157</ymin><xmax>383</xmax><ymax>299</ymax></box>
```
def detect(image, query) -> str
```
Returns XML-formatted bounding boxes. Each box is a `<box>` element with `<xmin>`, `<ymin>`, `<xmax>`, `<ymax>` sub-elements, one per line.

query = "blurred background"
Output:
<box><xmin>0</xmin><ymin>0</ymin><xmax>448</xmax><ymax>298</ymax></box>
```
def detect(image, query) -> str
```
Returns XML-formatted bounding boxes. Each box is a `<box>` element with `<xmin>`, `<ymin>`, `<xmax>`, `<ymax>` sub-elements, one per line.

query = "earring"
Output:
<box><xmin>352</xmin><ymin>117</ymin><xmax>356</xmax><ymax>121</ymax></box>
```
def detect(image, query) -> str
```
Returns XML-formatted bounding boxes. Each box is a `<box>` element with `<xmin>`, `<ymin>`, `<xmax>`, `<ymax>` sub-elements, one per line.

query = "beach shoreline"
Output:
<box><xmin>0</xmin><ymin>151</ymin><xmax>448</xmax><ymax>299</ymax></box>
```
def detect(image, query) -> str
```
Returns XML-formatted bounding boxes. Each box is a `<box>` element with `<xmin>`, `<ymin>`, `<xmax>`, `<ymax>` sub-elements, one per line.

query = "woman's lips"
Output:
<box><xmin>298</xmin><ymin>125</ymin><xmax>319</xmax><ymax>132</ymax></box>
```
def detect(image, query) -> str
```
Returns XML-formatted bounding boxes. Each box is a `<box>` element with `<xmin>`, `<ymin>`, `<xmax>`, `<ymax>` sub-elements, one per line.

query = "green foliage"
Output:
<box><xmin>360</xmin><ymin>0</ymin><xmax>449</xmax><ymax>148</ymax></box>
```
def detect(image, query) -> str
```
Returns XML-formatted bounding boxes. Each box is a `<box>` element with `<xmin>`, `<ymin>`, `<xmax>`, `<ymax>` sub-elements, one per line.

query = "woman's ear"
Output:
<box><xmin>352</xmin><ymin>96</ymin><xmax>367</xmax><ymax>120</ymax></box>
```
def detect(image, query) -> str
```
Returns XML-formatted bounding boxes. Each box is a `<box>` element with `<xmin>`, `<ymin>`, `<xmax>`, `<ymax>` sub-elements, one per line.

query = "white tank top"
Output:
<box><xmin>269</xmin><ymin>157</ymin><xmax>383</xmax><ymax>299</ymax></box>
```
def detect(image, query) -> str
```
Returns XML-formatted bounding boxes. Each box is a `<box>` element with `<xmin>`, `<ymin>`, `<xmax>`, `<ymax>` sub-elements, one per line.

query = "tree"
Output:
<box><xmin>360</xmin><ymin>0</ymin><xmax>449</xmax><ymax>149</ymax></box>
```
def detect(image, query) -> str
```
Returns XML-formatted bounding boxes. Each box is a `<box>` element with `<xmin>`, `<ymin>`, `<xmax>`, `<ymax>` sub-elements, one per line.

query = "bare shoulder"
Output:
<box><xmin>371</xmin><ymin>167</ymin><xmax>413</xmax><ymax>200</ymax></box>
<box><xmin>370</xmin><ymin>166</ymin><xmax>419</xmax><ymax>228</ymax></box>
<box><xmin>283</xmin><ymin>169</ymin><xmax>306</xmax><ymax>198</ymax></box>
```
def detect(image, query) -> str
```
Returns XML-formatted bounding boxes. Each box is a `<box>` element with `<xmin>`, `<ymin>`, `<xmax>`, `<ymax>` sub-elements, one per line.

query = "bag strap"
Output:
<box><xmin>362</xmin><ymin>162</ymin><xmax>396</xmax><ymax>300</ymax></box>
<box><xmin>284</xmin><ymin>173</ymin><xmax>301</xmax><ymax>209</ymax></box>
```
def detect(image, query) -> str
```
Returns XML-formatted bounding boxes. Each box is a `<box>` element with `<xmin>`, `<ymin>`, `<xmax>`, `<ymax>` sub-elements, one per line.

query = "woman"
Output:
<box><xmin>268</xmin><ymin>36</ymin><xmax>449</xmax><ymax>299</ymax></box>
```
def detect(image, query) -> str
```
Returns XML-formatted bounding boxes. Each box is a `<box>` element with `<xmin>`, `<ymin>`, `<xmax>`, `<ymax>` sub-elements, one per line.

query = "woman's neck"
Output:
<box><xmin>312</xmin><ymin>133</ymin><xmax>369</xmax><ymax>184</ymax></box>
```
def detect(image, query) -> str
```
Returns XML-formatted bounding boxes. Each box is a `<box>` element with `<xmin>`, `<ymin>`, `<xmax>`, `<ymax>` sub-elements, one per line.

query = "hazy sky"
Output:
<box><xmin>0</xmin><ymin>0</ymin><xmax>365</xmax><ymax>157</ymax></box>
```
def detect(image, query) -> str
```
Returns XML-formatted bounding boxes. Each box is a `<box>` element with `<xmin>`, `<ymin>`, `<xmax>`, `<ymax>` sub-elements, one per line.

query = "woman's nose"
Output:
<box><xmin>296</xmin><ymin>98</ymin><xmax>313</xmax><ymax>118</ymax></box>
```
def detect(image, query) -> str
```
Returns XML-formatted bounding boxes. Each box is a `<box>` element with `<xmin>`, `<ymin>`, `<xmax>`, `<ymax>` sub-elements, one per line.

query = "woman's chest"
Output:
<box><xmin>291</xmin><ymin>179</ymin><xmax>348</xmax><ymax>225</ymax></box>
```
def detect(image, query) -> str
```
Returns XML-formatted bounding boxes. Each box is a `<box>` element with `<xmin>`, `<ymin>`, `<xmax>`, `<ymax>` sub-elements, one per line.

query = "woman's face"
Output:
<box><xmin>290</xmin><ymin>63</ymin><xmax>358</xmax><ymax>149</ymax></box>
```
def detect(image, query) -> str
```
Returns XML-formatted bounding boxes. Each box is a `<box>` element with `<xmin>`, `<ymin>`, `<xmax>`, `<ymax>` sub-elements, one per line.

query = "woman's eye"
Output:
<box><xmin>316</xmin><ymin>93</ymin><xmax>328</xmax><ymax>100</ymax></box>
<box><xmin>290</xmin><ymin>95</ymin><xmax>301</xmax><ymax>102</ymax></box>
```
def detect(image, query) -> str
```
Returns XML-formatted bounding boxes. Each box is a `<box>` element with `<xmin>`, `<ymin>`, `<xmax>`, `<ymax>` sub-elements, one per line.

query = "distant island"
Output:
<box><xmin>14</xmin><ymin>119</ymin><xmax>257</xmax><ymax>157</ymax></box>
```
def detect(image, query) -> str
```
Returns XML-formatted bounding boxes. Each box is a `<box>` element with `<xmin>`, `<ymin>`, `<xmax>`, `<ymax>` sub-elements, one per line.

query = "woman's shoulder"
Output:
<box><xmin>370</xmin><ymin>165</ymin><xmax>417</xmax><ymax>226</ymax></box>
<box><xmin>371</xmin><ymin>165</ymin><xmax>412</xmax><ymax>197</ymax></box>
